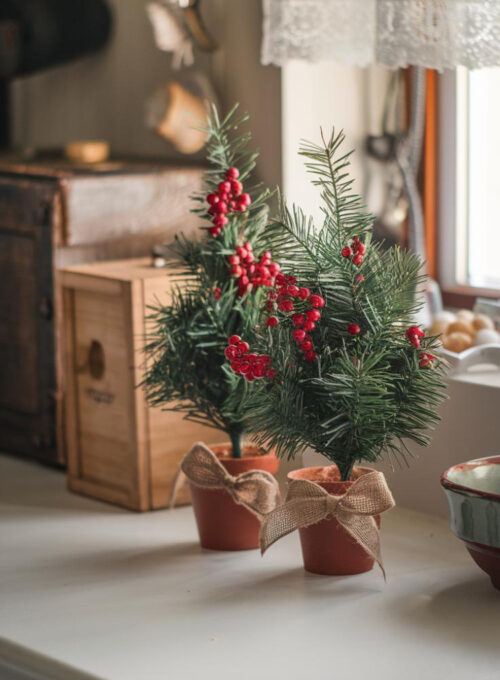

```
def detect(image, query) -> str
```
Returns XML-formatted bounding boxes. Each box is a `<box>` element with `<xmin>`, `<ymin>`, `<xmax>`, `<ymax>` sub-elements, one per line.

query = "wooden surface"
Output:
<box><xmin>0</xmin><ymin>163</ymin><xmax>206</xmax><ymax>466</ymax></box>
<box><xmin>2</xmin><ymin>454</ymin><xmax>498</xmax><ymax>680</ymax></box>
<box><xmin>0</xmin><ymin>176</ymin><xmax>58</xmax><ymax>464</ymax></box>
<box><xmin>62</xmin><ymin>258</ymin><xmax>220</xmax><ymax>511</ymax></box>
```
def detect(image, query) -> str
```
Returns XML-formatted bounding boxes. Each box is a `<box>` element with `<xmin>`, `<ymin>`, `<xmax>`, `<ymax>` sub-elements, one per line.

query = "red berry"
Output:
<box><xmin>209</xmin><ymin>227</ymin><xmax>220</xmax><ymax>237</ymax></box>
<box><xmin>229</xmin><ymin>335</ymin><xmax>241</xmax><ymax>345</ymax></box>
<box><xmin>309</xmin><ymin>294</ymin><xmax>325</xmax><ymax>308</ymax></box>
<box><xmin>239</xmin><ymin>361</ymin><xmax>251</xmax><ymax>374</ymax></box>
<box><xmin>252</xmin><ymin>363</ymin><xmax>266</xmax><ymax>378</ymax></box>
<box><xmin>228</xmin><ymin>255</ymin><xmax>240</xmax><ymax>265</ymax></box>
<box><xmin>218</xmin><ymin>181</ymin><xmax>231</xmax><ymax>195</ymax></box>
<box><xmin>278</xmin><ymin>300</ymin><xmax>294</xmax><ymax>313</ymax></box>
<box><xmin>244</xmin><ymin>241</ymin><xmax>253</xmax><ymax>251</ymax></box>
<box><xmin>230</xmin><ymin>180</ymin><xmax>243</xmax><ymax>196</ymax></box>
<box><xmin>287</xmin><ymin>276</ymin><xmax>297</xmax><ymax>284</ymax></box>
<box><xmin>356</xmin><ymin>274</ymin><xmax>364</xmax><ymax>282</ymax></box>
<box><xmin>225</xmin><ymin>346</ymin><xmax>238</xmax><ymax>359</ymax></box>
<box><xmin>236</xmin><ymin>246</ymin><xmax>247</xmax><ymax>259</ymax></box>
<box><xmin>292</xmin><ymin>313</ymin><xmax>305</xmax><ymax>327</ymax></box>
<box><xmin>301</xmin><ymin>340</ymin><xmax>313</xmax><ymax>352</ymax></box>
<box><xmin>356</xmin><ymin>243</ymin><xmax>366</xmax><ymax>255</ymax></box>
<box><xmin>207</xmin><ymin>193</ymin><xmax>219</xmax><ymax>205</ymax></box>
<box><xmin>347</xmin><ymin>323</ymin><xmax>361</xmax><ymax>336</ymax></box>
<box><xmin>237</xmin><ymin>341</ymin><xmax>250</xmax><ymax>355</ymax></box>
<box><xmin>239</xmin><ymin>193</ymin><xmax>251</xmax><ymax>207</ymax></box>
<box><xmin>230</xmin><ymin>360</ymin><xmax>242</xmax><ymax>373</ymax></box>
<box><xmin>352</xmin><ymin>253</ymin><xmax>364</xmax><ymax>266</ymax></box>
<box><xmin>342</xmin><ymin>246</ymin><xmax>352</xmax><ymax>258</ymax></box>
<box><xmin>304</xmin><ymin>350</ymin><xmax>316</xmax><ymax>362</ymax></box>
<box><xmin>214</xmin><ymin>287</ymin><xmax>221</xmax><ymax>300</ymax></box>
<box><xmin>213</xmin><ymin>215</ymin><xmax>228</xmax><ymax>229</ymax></box>
<box><xmin>306</xmin><ymin>309</ymin><xmax>321</xmax><ymax>322</ymax></box>
<box><xmin>215</xmin><ymin>201</ymin><xmax>228</xmax><ymax>214</ymax></box>
<box><xmin>261</xmin><ymin>355</ymin><xmax>271</xmax><ymax>365</ymax></box>
<box><xmin>419</xmin><ymin>353</ymin><xmax>435</xmax><ymax>368</ymax></box>
<box><xmin>298</xmin><ymin>288</ymin><xmax>310</xmax><ymax>300</ymax></box>
<box><xmin>288</xmin><ymin>285</ymin><xmax>299</xmax><ymax>297</ymax></box>
<box><xmin>230</xmin><ymin>265</ymin><xmax>242</xmax><ymax>277</ymax></box>
<box><xmin>245</xmin><ymin>373</ymin><xmax>255</xmax><ymax>382</ymax></box>
<box><xmin>266</xmin><ymin>316</ymin><xmax>279</xmax><ymax>327</ymax></box>
<box><xmin>293</xmin><ymin>329</ymin><xmax>306</xmax><ymax>344</ymax></box>
<box><xmin>225</xmin><ymin>167</ymin><xmax>240</xmax><ymax>180</ymax></box>
<box><xmin>265</xmin><ymin>368</ymin><xmax>277</xmax><ymax>379</ymax></box>
<box><xmin>275</xmin><ymin>273</ymin><xmax>286</xmax><ymax>286</ymax></box>
<box><xmin>407</xmin><ymin>325</ymin><xmax>424</xmax><ymax>339</ymax></box>
<box><xmin>269</xmin><ymin>263</ymin><xmax>281</xmax><ymax>276</ymax></box>
<box><xmin>303</xmin><ymin>321</ymin><xmax>315</xmax><ymax>332</ymax></box>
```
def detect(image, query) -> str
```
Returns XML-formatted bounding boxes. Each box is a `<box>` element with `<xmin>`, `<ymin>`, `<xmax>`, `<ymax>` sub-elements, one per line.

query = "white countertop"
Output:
<box><xmin>1</xmin><ymin>454</ymin><xmax>499</xmax><ymax>680</ymax></box>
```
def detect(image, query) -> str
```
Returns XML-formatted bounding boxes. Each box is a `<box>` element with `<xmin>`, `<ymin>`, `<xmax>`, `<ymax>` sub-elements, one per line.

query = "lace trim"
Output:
<box><xmin>262</xmin><ymin>0</ymin><xmax>500</xmax><ymax>71</ymax></box>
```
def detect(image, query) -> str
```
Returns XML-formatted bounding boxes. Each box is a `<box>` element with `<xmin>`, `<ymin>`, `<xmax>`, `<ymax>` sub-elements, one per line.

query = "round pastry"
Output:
<box><xmin>444</xmin><ymin>332</ymin><xmax>473</xmax><ymax>353</ymax></box>
<box><xmin>457</xmin><ymin>309</ymin><xmax>475</xmax><ymax>324</ymax></box>
<box><xmin>447</xmin><ymin>320</ymin><xmax>475</xmax><ymax>337</ymax></box>
<box><xmin>472</xmin><ymin>314</ymin><xmax>495</xmax><ymax>332</ymax></box>
<box><xmin>473</xmin><ymin>328</ymin><xmax>500</xmax><ymax>346</ymax></box>
<box><xmin>433</xmin><ymin>311</ymin><xmax>456</xmax><ymax>326</ymax></box>
<box><xmin>429</xmin><ymin>319</ymin><xmax>449</xmax><ymax>336</ymax></box>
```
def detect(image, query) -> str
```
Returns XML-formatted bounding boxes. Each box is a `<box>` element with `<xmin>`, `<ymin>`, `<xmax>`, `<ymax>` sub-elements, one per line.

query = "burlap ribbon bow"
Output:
<box><xmin>260</xmin><ymin>471</ymin><xmax>395</xmax><ymax>576</ymax></box>
<box><xmin>170</xmin><ymin>442</ymin><xmax>281</xmax><ymax>518</ymax></box>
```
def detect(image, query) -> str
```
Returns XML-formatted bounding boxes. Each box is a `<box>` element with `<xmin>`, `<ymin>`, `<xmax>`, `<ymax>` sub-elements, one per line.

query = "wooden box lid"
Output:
<box><xmin>0</xmin><ymin>156</ymin><xmax>205</xmax><ymax>248</ymax></box>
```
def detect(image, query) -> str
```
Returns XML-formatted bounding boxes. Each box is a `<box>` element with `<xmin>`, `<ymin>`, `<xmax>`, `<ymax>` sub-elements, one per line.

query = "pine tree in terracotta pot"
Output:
<box><xmin>143</xmin><ymin>107</ymin><xmax>281</xmax><ymax>551</ymax></box>
<box><xmin>225</xmin><ymin>130</ymin><xmax>447</xmax><ymax>574</ymax></box>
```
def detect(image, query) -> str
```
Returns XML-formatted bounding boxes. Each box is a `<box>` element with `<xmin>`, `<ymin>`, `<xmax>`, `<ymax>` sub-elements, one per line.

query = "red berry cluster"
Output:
<box><xmin>405</xmin><ymin>325</ymin><xmax>424</xmax><ymax>348</ymax></box>
<box><xmin>266</xmin><ymin>274</ymin><xmax>325</xmax><ymax>362</ymax></box>
<box><xmin>225</xmin><ymin>335</ymin><xmax>277</xmax><ymax>382</ymax></box>
<box><xmin>227</xmin><ymin>243</ymin><xmax>281</xmax><ymax>296</ymax></box>
<box><xmin>406</xmin><ymin>326</ymin><xmax>435</xmax><ymax>368</ymax></box>
<box><xmin>206</xmin><ymin>167</ymin><xmax>252</xmax><ymax>237</ymax></box>
<box><xmin>341</xmin><ymin>235</ymin><xmax>366</xmax><ymax>267</ymax></box>
<box><xmin>419</xmin><ymin>352</ymin><xmax>435</xmax><ymax>368</ymax></box>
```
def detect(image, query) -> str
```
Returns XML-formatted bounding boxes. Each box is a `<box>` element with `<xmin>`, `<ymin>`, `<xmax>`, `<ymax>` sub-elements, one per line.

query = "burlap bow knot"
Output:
<box><xmin>260</xmin><ymin>471</ymin><xmax>395</xmax><ymax>576</ymax></box>
<box><xmin>170</xmin><ymin>442</ymin><xmax>281</xmax><ymax>518</ymax></box>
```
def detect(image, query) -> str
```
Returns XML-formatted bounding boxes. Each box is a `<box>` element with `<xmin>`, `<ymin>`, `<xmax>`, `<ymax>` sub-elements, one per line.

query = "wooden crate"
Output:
<box><xmin>61</xmin><ymin>258</ymin><xmax>220</xmax><ymax>511</ymax></box>
<box><xmin>0</xmin><ymin>157</ymin><xmax>204</xmax><ymax>465</ymax></box>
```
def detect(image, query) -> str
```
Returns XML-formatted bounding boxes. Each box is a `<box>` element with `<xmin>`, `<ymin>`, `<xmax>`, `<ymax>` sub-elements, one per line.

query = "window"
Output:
<box><xmin>440</xmin><ymin>66</ymin><xmax>500</xmax><ymax>293</ymax></box>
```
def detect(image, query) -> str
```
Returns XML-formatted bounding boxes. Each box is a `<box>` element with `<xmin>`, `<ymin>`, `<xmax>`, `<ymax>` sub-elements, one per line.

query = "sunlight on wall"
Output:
<box><xmin>282</xmin><ymin>61</ymin><xmax>390</xmax><ymax>225</ymax></box>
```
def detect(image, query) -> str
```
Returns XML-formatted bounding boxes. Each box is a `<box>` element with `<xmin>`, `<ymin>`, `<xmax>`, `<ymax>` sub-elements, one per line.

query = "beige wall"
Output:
<box><xmin>10</xmin><ymin>0</ymin><xmax>282</xmax><ymax>188</ymax></box>
<box><xmin>282</xmin><ymin>61</ymin><xmax>391</xmax><ymax>222</ymax></box>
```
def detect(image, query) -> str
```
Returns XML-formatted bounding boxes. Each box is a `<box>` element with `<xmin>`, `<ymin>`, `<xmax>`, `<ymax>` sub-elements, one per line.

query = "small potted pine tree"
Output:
<box><xmin>225</xmin><ymin>129</ymin><xmax>447</xmax><ymax>575</ymax></box>
<box><xmin>143</xmin><ymin>107</ymin><xmax>282</xmax><ymax>551</ymax></box>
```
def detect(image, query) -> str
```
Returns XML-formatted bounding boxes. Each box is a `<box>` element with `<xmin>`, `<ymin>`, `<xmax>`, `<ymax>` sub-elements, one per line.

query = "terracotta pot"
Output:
<box><xmin>189</xmin><ymin>443</ymin><xmax>279</xmax><ymax>551</ymax></box>
<box><xmin>288</xmin><ymin>465</ymin><xmax>379</xmax><ymax>576</ymax></box>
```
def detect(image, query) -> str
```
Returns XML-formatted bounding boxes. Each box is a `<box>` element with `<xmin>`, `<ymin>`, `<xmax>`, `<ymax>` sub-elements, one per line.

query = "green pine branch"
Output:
<box><xmin>142</xmin><ymin>106</ymin><xmax>277</xmax><ymax>455</ymax></box>
<box><xmin>243</xmin><ymin>129</ymin><xmax>447</xmax><ymax>479</ymax></box>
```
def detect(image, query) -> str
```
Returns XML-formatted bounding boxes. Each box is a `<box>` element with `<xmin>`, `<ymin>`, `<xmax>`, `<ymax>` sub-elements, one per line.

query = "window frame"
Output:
<box><xmin>437</xmin><ymin>68</ymin><xmax>500</xmax><ymax>308</ymax></box>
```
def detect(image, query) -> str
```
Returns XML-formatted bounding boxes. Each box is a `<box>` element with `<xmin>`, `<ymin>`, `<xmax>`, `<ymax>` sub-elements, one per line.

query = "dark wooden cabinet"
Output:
<box><xmin>0</xmin><ymin>159</ymin><xmax>204</xmax><ymax>465</ymax></box>
<box><xmin>0</xmin><ymin>179</ymin><xmax>58</xmax><ymax>462</ymax></box>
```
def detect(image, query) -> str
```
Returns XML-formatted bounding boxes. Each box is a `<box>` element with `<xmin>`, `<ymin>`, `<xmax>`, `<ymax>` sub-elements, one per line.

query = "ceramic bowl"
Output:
<box><xmin>441</xmin><ymin>456</ymin><xmax>500</xmax><ymax>590</ymax></box>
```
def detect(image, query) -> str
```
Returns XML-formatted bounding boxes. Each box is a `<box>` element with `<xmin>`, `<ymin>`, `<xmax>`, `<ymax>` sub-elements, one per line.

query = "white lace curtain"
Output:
<box><xmin>262</xmin><ymin>0</ymin><xmax>500</xmax><ymax>71</ymax></box>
